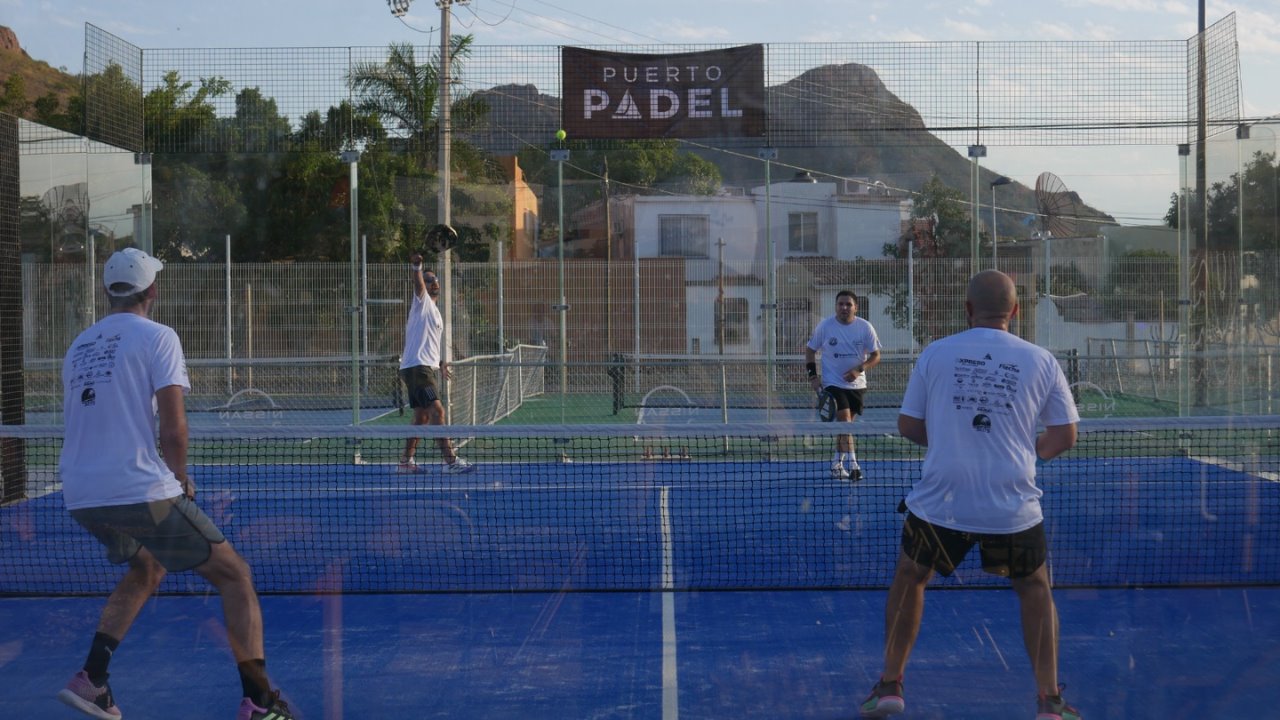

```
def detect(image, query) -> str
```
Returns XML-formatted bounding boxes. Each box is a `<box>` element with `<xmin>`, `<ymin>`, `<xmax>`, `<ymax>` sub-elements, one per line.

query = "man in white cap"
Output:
<box><xmin>57</xmin><ymin>248</ymin><xmax>295</xmax><ymax>720</ymax></box>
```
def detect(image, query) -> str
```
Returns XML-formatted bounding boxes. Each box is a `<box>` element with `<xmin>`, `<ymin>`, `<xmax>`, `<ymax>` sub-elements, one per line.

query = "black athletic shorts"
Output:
<box><xmin>900</xmin><ymin>512</ymin><xmax>1047</xmax><ymax>579</ymax></box>
<box><xmin>822</xmin><ymin>386</ymin><xmax>866</xmax><ymax>416</ymax></box>
<box><xmin>71</xmin><ymin>495</ymin><xmax>226</xmax><ymax>573</ymax></box>
<box><xmin>399</xmin><ymin>365</ymin><xmax>441</xmax><ymax>408</ymax></box>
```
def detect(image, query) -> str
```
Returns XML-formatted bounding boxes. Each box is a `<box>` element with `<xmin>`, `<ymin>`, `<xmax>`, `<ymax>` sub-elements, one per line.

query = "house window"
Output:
<box><xmin>659</xmin><ymin>215</ymin><xmax>710</xmax><ymax>257</ymax></box>
<box><xmin>716</xmin><ymin>297</ymin><xmax>750</xmax><ymax>345</ymax></box>
<box><xmin>777</xmin><ymin>298</ymin><xmax>811</xmax><ymax>353</ymax></box>
<box><xmin>788</xmin><ymin>212</ymin><xmax>818</xmax><ymax>253</ymax></box>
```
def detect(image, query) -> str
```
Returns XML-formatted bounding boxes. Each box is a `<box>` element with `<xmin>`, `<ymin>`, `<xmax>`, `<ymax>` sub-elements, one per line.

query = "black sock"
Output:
<box><xmin>84</xmin><ymin>632</ymin><xmax>120</xmax><ymax>685</ymax></box>
<box><xmin>237</xmin><ymin>659</ymin><xmax>271</xmax><ymax>706</ymax></box>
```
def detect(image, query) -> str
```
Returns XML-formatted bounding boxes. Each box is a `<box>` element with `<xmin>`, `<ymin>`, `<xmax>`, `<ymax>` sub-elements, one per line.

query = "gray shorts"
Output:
<box><xmin>400</xmin><ymin>365</ymin><xmax>441</xmax><ymax>408</ymax></box>
<box><xmin>70</xmin><ymin>495</ymin><xmax>226</xmax><ymax>573</ymax></box>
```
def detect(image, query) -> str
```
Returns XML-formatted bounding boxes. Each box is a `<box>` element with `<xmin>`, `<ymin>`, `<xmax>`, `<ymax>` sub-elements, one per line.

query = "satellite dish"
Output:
<box><xmin>1034</xmin><ymin>172</ymin><xmax>1082</xmax><ymax>238</ymax></box>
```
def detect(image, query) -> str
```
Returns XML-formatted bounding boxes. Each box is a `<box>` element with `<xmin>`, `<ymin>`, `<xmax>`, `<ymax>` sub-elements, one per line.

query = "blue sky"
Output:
<box><xmin>4</xmin><ymin>0</ymin><xmax>1279</xmax><ymax>225</ymax></box>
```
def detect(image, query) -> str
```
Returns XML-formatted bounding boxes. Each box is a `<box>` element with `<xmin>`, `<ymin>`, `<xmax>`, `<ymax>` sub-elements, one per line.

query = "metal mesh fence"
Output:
<box><xmin>11</xmin><ymin>17</ymin><xmax>1274</xmax><ymax>429</ymax></box>
<box><xmin>1</xmin><ymin>112</ymin><xmax>25</xmax><ymax>501</ymax></box>
<box><xmin>13</xmin><ymin>254</ymin><xmax>1279</xmax><ymax>423</ymax></box>
<box><xmin>83</xmin><ymin>23</ymin><xmax>144</xmax><ymax>153</ymax></box>
<box><xmin>132</xmin><ymin>32</ymin><xmax>1214</xmax><ymax>154</ymax></box>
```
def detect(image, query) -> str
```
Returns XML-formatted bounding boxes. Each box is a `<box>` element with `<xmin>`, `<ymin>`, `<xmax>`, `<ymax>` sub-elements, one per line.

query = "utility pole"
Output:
<box><xmin>437</xmin><ymin>0</ymin><xmax>468</xmax><ymax>420</ymax></box>
<box><xmin>1193</xmin><ymin>0</ymin><xmax>1207</xmax><ymax>406</ymax></box>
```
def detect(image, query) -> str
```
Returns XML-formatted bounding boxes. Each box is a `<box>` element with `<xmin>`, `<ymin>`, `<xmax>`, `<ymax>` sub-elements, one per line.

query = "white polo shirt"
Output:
<box><xmin>60</xmin><ymin>313</ymin><xmax>190</xmax><ymax>510</ymax></box>
<box><xmin>806</xmin><ymin>315</ymin><xmax>881</xmax><ymax>390</ymax></box>
<box><xmin>899</xmin><ymin>327</ymin><xmax>1079</xmax><ymax>533</ymax></box>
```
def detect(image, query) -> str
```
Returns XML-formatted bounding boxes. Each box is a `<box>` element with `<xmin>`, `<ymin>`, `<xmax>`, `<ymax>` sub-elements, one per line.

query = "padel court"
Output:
<box><xmin>2</xmin><ymin>425</ymin><xmax>1278</xmax><ymax>718</ymax></box>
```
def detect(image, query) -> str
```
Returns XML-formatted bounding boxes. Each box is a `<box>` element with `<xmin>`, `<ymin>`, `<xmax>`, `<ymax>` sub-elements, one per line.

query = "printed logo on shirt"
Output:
<box><xmin>972</xmin><ymin>413</ymin><xmax>991</xmax><ymax>433</ymax></box>
<box><xmin>80</xmin><ymin>387</ymin><xmax>96</xmax><ymax>407</ymax></box>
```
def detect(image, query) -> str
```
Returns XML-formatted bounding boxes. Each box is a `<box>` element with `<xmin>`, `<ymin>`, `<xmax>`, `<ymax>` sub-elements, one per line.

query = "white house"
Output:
<box><xmin>751</xmin><ymin>173</ymin><xmax>910</xmax><ymax>263</ymax></box>
<box><xmin>576</xmin><ymin>176</ymin><xmax>913</xmax><ymax>355</ymax></box>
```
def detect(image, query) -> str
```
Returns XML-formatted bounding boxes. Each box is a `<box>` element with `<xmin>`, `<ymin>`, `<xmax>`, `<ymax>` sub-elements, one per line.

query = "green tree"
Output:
<box><xmin>0</xmin><ymin>74</ymin><xmax>29</xmax><ymax>116</ymax></box>
<box><xmin>150</xmin><ymin>161</ymin><xmax>247</xmax><ymax>261</ymax></box>
<box><xmin>231</xmin><ymin>87</ymin><xmax>293</xmax><ymax>153</ymax></box>
<box><xmin>1164</xmin><ymin>149</ymin><xmax>1279</xmax><ymax>254</ymax></box>
<box><xmin>143</xmin><ymin>72</ymin><xmax>242</xmax><ymax>260</ymax></box>
<box><xmin>144</xmin><ymin>71</ymin><xmax>231</xmax><ymax>153</ymax></box>
<box><xmin>82</xmin><ymin>62</ymin><xmax>144</xmax><ymax>148</ymax></box>
<box><xmin>874</xmin><ymin>175</ymin><xmax>973</xmax><ymax>344</ymax></box>
<box><xmin>1103</xmin><ymin>250</ymin><xmax>1178</xmax><ymax>322</ymax></box>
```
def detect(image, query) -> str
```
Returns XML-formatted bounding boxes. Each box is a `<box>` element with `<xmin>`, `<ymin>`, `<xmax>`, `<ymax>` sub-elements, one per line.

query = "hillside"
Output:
<box><xmin>0</xmin><ymin>26</ymin><xmax>80</xmax><ymax>119</ymax></box>
<box><xmin>465</xmin><ymin>64</ymin><xmax>1114</xmax><ymax>238</ymax></box>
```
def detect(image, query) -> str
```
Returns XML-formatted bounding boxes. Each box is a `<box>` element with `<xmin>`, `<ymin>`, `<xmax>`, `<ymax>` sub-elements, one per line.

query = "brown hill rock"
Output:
<box><xmin>0</xmin><ymin>25</ymin><xmax>80</xmax><ymax>120</ymax></box>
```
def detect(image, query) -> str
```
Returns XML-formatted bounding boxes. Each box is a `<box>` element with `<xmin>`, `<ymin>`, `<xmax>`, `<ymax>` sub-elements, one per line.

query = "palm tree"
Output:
<box><xmin>347</xmin><ymin>37</ymin><xmax>489</xmax><ymax>174</ymax></box>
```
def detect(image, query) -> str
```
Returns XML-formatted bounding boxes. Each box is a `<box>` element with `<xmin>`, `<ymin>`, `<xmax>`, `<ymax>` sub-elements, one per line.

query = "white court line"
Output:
<box><xmin>1193</xmin><ymin>456</ymin><xmax>1280</xmax><ymax>483</ymax></box>
<box><xmin>660</xmin><ymin>485</ymin><xmax>679</xmax><ymax>720</ymax></box>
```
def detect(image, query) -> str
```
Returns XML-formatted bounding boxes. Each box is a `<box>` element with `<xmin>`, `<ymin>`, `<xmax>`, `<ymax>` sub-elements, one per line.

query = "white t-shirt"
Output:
<box><xmin>899</xmin><ymin>327</ymin><xmax>1079</xmax><ymax>534</ymax></box>
<box><xmin>60</xmin><ymin>313</ymin><xmax>191</xmax><ymax>510</ymax></box>
<box><xmin>806</xmin><ymin>315</ymin><xmax>881</xmax><ymax>390</ymax></box>
<box><xmin>400</xmin><ymin>290</ymin><xmax>444</xmax><ymax>370</ymax></box>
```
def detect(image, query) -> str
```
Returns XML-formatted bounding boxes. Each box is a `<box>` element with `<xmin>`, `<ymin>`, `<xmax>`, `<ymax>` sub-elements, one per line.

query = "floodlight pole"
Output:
<box><xmin>990</xmin><ymin>176</ymin><xmax>1011</xmax><ymax>266</ymax></box>
<box><xmin>1177</xmin><ymin>143</ymin><xmax>1192</xmax><ymax>417</ymax></box>
<box><xmin>759</xmin><ymin>146</ymin><xmax>778</xmax><ymax>422</ymax></box>
<box><xmin>968</xmin><ymin>145</ymin><xmax>986</xmax><ymax>277</ymax></box>
<box><xmin>1193</xmin><ymin>0</ymin><xmax>1207</xmax><ymax>406</ymax></box>
<box><xmin>551</xmin><ymin>145</ymin><xmax>570</xmax><ymax>425</ymax></box>
<box><xmin>1236</xmin><ymin>123</ymin><xmax>1249</xmax><ymax>413</ymax></box>
<box><xmin>340</xmin><ymin>149</ymin><xmax>362</xmax><ymax>429</ymax></box>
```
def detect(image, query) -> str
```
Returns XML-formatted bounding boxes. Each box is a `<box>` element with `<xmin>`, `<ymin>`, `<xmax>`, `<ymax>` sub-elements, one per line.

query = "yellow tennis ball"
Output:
<box><xmin>555</xmin><ymin>129</ymin><xmax>567</xmax><ymax>141</ymax></box>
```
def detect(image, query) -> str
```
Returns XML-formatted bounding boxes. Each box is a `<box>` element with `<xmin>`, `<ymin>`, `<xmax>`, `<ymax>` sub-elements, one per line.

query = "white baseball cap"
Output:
<box><xmin>103</xmin><ymin>248</ymin><xmax>164</xmax><ymax>296</ymax></box>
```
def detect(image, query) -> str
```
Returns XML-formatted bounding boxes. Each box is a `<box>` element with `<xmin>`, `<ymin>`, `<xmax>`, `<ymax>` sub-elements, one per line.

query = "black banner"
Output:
<box><xmin>561</xmin><ymin>45</ymin><xmax>765</xmax><ymax>140</ymax></box>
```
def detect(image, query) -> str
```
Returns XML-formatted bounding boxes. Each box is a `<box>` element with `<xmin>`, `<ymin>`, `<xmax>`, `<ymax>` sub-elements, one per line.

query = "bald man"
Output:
<box><xmin>859</xmin><ymin>270</ymin><xmax>1082</xmax><ymax>720</ymax></box>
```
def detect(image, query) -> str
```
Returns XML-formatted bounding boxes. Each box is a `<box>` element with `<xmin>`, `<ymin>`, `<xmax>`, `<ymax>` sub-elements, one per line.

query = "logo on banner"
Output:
<box><xmin>562</xmin><ymin>45</ymin><xmax>766</xmax><ymax>140</ymax></box>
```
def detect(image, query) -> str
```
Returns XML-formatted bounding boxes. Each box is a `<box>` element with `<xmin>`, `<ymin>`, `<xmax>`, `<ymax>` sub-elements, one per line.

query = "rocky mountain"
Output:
<box><xmin>0</xmin><ymin>26</ymin><xmax>79</xmax><ymax>119</ymax></box>
<box><xmin>464</xmin><ymin>63</ymin><xmax>1114</xmax><ymax>237</ymax></box>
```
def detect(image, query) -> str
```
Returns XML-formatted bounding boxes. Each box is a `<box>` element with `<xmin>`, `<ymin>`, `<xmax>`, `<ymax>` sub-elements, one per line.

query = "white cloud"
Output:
<box><xmin>878</xmin><ymin>29</ymin><xmax>933</xmax><ymax>43</ymax></box>
<box><xmin>1065</xmin><ymin>0</ymin><xmax>1164</xmax><ymax>11</ymax></box>
<box><xmin>941</xmin><ymin>18</ymin><xmax>990</xmax><ymax>41</ymax></box>
<box><xmin>1080</xmin><ymin>21</ymin><xmax>1120</xmax><ymax>41</ymax></box>
<box><xmin>1032</xmin><ymin>22</ymin><xmax>1077</xmax><ymax>41</ymax></box>
<box><xmin>662</xmin><ymin>20</ymin><xmax>732</xmax><ymax>42</ymax></box>
<box><xmin>1234</xmin><ymin>8</ymin><xmax>1280</xmax><ymax>57</ymax></box>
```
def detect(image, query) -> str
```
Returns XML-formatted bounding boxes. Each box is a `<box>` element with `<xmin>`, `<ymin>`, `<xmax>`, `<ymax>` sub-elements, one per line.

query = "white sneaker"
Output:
<box><xmin>397</xmin><ymin>460</ymin><xmax>425</xmax><ymax>474</ymax></box>
<box><xmin>444</xmin><ymin>457</ymin><xmax>476</xmax><ymax>474</ymax></box>
<box><xmin>831</xmin><ymin>462</ymin><xmax>850</xmax><ymax>480</ymax></box>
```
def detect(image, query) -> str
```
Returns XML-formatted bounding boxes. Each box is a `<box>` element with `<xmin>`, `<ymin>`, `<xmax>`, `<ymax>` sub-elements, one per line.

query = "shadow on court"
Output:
<box><xmin>0</xmin><ymin>587</ymin><xmax>1275</xmax><ymax>719</ymax></box>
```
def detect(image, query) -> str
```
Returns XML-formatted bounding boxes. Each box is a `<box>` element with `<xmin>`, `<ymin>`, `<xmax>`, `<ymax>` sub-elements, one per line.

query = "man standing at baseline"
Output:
<box><xmin>398</xmin><ymin>253</ymin><xmax>474</xmax><ymax>473</ymax></box>
<box><xmin>805</xmin><ymin>289</ymin><xmax>881</xmax><ymax>479</ymax></box>
<box><xmin>58</xmin><ymin>248</ymin><xmax>293</xmax><ymax>720</ymax></box>
<box><xmin>859</xmin><ymin>269</ymin><xmax>1080</xmax><ymax>719</ymax></box>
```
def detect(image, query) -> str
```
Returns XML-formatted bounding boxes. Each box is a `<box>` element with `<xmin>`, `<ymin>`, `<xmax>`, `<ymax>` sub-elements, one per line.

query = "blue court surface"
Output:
<box><xmin>2</xmin><ymin>434</ymin><xmax>1278</xmax><ymax>718</ymax></box>
<box><xmin>0</xmin><ymin>587</ymin><xmax>1277</xmax><ymax>718</ymax></box>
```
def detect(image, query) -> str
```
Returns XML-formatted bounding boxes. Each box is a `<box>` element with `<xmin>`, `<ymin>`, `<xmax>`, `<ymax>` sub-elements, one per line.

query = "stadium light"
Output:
<box><xmin>388</xmin><ymin>0</ymin><xmax>412</xmax><ymax>17</ymax></box>
<box><xmin>990</xmin><ymin>176</ymin><xmax>1012</xmax><ymax>264</ymax></box>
